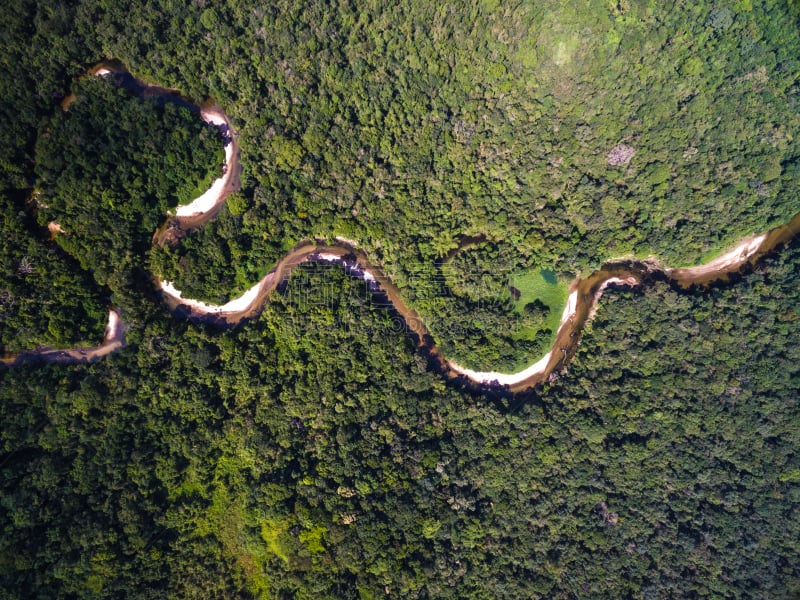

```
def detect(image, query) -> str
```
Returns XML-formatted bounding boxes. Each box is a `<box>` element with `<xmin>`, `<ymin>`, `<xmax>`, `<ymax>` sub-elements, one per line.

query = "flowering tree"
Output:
<box><xmin>607</xmin><ymin>143</ymin><xmax>635</xmax><ymax>166</ymax></box>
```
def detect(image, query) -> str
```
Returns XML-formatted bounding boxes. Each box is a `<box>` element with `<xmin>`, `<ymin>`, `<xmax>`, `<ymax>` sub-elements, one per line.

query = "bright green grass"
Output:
<box><xmin>509</xmin><ymin>267</ymin><xmax>569</xmax><ymax>342</ymax></box>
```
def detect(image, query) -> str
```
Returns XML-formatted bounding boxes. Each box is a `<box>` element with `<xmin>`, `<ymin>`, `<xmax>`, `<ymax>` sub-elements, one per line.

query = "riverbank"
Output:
<box><xmin>154</xmin><ymin>220</ymin><xmax>797</xmax><ymax>393</ymax></box>
<box><xmin>6</xmin><ymin>63</ymin><xmax>800</xmax><ymax>394</ymax></box>
<box><xmin>1</xmin><ymin>309</ymin><xmax>125</xmax><ymax>366</ymax></box>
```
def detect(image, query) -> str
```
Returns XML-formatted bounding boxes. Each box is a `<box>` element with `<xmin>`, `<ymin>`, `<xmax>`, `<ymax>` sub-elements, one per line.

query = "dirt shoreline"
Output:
<box><xmin>47</xmin><ymin>221</ymin><xmax>65</xmax><ymax>237</ymax></box>
<box><xmin>156</xmin><ymin>221</ymin><xmax>796</xmax><ymax>392</ymax></box>
<box><xmin>1</xmin><ymin>309</ymin><xmax>125</xmax><ymax>366</ymax></box>
<box><xmin>6</xmin><ymin>63</ymin><xmax>800</xmax><ymax>393</ymax></box>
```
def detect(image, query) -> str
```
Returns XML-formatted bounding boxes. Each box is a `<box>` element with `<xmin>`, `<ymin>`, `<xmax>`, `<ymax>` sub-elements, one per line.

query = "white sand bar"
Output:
<box><xmin>174</xmin><ymin>107</ymin><xmax>235</xmax><ymax>217</ymax></box>
<box><xmin>670</xmin><ymin>234</ymin><xmax>766</xmax><ymax>276</ymax></box>
<box><xmin>448</xmin><ymin>351</ymin><xmax>554</xmax><ymax>386</ymax></box>
<box><xmin>446</xmin><ymin>290</ymin><xmax>578</xmax><ymax>386</ymax></box>
<box><xmin>560</xmin><ymin>290</ymin><xmax>578</xmax><ymax>323</ymax></box>
<box><xmin>104</xmin><ymin>309</ymin><xmax>122</xmax><ymax>341</ymax></box>
<box><xmin>335</xmin><ymin>236</ymin><xmax>359</xmax><ymax>247</ymax></box>
<box><xmin>160</xmin><ymin>279</ymin><xmax>264</xmax><ymax>314</ymax></box>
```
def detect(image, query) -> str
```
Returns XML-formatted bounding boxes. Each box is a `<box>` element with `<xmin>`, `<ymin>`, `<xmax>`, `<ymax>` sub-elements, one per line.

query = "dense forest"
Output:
<box><xmin>146</xmin><ymin>0</ymin><xmax>800</xmax><ymax>369</ymax></box>
<box><xmin>1</xmin><ymin>0</ymin><xmax>799</xmax><ymax>597</ymax></box>
<box><xmin>0</xmin><ymin>193</ymin><xmax>106</xmax><ymax>353</ymax></box>
<box><xmin>2</xmin><ymin>240</ymin><xmax>798</xmax><ymax>598</ymax></box>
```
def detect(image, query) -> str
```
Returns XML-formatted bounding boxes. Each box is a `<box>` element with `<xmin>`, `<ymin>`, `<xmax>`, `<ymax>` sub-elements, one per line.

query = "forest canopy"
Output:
<box><xmin>35</xmin><ymin>75</ymin><xmax>223</xmax><ymax>293</ymax></box>
<box><xmin>0</xmin><ymin>0</ymin><xmax>799</xmax><ymax>598</ymax></box>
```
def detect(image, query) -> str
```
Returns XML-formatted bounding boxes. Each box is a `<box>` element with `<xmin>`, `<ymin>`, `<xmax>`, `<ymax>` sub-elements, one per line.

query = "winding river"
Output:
<box><xmin>4</xmin><ymin>63</ymin><xmax>800</xmax><ymax>393</ymax></box>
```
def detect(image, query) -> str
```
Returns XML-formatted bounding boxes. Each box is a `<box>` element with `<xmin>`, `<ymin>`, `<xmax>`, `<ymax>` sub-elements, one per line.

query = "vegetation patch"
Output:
<box><xmin>508</xmin><ymin>267</ymin><xmax>569</xmax><ymax>359</ymax></box>
<box><xmin>1</xmin><ymin>1</ymin><xmax>800</xmax><ymax>597</ymax></box>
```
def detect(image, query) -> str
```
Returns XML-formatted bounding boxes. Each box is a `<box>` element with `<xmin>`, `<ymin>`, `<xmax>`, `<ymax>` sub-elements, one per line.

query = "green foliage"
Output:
<box><xmin>34</xmin><ymin>76</ymin><xmax>222</xmax><ymax>296</ymax></box>
<box><xmin>5</xmin><ymin>248</ymin><xmax>800</xmax><ymax>597</ymax></box>
<box><xmin>0</xmin><ymin>194</ymin><xmax>107</xmax><ymax>352</ymax></box>
<box><xmin>133</xmin><ymin>0</ymin><xmax>800</xmax><ymax>369</ymax></box>
<box><xmin>510</xmin><ymin>268</ymin><xmax>568</xmax><ymax>335</ymax></box>
<box><xmin>1</xmin><ymin>1</ymin><xmax>799</xmax><ymax>598</ymax></box>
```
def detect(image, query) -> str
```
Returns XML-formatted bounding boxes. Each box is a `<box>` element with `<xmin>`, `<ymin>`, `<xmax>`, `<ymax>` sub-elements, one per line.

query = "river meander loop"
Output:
<box><xmin>4</xmin><ymin>63</ymin><xmax>800</xmax><ymax>394</ymax></box>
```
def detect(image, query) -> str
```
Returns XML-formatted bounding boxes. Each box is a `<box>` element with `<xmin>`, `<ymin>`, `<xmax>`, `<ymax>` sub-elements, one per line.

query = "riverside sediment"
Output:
<box><xmin>6</xmin><ymin>63</ymin><xmax>800</xmax><ymax>394</ymax></box>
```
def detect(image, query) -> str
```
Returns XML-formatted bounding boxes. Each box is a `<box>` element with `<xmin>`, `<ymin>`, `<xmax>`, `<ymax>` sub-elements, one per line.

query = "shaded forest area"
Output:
<box><xmin>0</xmin><ymin>193</ymin><xmax>106</xmax><ymax>352</ymax></box>
<box><xmin>0</xmin><ymin>0</ymin><xmax>799</xmax><ymax>597</ymax></box>
<box><xmin>35</xmin><ymin>76</ymin><xmax>223</xmax><ymax>307</ymax></box>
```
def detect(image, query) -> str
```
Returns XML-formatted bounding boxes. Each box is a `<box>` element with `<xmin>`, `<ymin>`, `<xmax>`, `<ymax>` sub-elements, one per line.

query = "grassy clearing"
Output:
<box><xmin>509</xmin><ymin>267</ymin><xmax>569</xmax><ymax>343</ymax></box>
